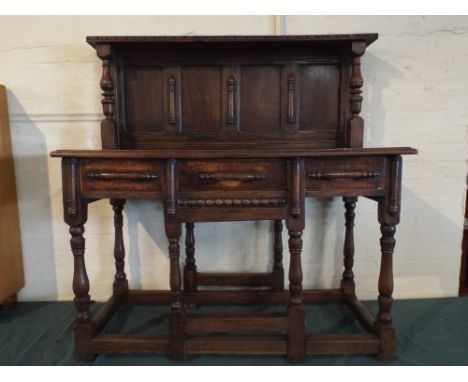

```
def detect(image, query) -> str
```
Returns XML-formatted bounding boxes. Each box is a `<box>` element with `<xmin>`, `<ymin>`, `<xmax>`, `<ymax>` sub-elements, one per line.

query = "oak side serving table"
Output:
<box><xmin>51</xmin><ymin>34</ymin><xmax>417</xmax><ymax>363</ymax></box>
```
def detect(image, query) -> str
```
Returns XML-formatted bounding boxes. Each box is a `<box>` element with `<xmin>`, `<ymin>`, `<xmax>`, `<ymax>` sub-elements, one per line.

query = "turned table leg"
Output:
<box><xmin>287</xmin><ymin>228</ymin><xmax>305</xmax><ymax>363</ymax></box>
<box><xmin>341</xmin><ymin>197</ymin><xmax>357</xmax><ymax>295</ymax></box>
<box><xmin>272</xmin><ymin>220</ymin><xmax>284</xmax><ymax>291</ymax></box>
<box><xmin>110</xmin><ymin>199</ymin><xmax>128</xmax><ymax>297</ymax></box>
<box><xmin>62</xmin><ymin>158</ymin><xmax>93</xmax><ymax>361</ymax></box>
<box><xmin>184</xmin><ymin>222</ymin><xmax>197</xmax><ymax>293</ymax></box>
<box><xmin>69</xmin><ymin>223</ymin><xmax>93</xmax><ymax>361</ymax></box>
<box><xmin>375</xmin><ymin>155</ymin><xmax>402</xmax><ymax>361</ymax></box>
<box><xmin>165</xmin><ymin>159</ymin><xmax>185</xmax><ymax>360</ymax></box>
<box><xmin>166</xmin><ymin>221</ymin><xmax>185</xmax><ymax>360</ymax></box>
<box><xmin>376</xmin><ymin>222</ymin><xmax>396</xmax><ymax>360</ymax></box>
<box><xmin>287</xmin><ymin>158</ymin><xmax>306</xmax><ymax>363</ymax></box>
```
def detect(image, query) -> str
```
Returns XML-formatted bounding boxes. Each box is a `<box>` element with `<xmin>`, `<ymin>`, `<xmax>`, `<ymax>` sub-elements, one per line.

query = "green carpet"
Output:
<box><xmin>1</xmin><ymin>297</ymin><xmax>467</xmax><ymax>365</ymax></box>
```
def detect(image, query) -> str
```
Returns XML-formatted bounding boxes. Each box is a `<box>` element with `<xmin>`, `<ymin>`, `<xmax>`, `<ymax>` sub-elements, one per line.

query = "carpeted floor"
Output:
<box><xmin>0</xmin><ymin>297</ymin><xmax>467</xmax><ymax>365</ymax></box>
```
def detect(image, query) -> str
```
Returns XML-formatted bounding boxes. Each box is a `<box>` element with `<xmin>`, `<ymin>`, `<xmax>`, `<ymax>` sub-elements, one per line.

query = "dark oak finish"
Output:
<box><xmin>111</xmin><ymin>199</ymin><xmax>128</xmax><ymax>297</ymax></box>
<box><xmin>184</xmin><ymin>223</ymin><xmax>197</xmax><ymax>293</ymax></box>
<box><xmin>272</xmin><ymin>219</ymin><xmax>285</xmax><ymax>291</ymax></box>
<box><xmin>52</xmin><ymin>34</ymin><xmax>416</xmax><ymax>362</ymax></box>
<box><xmin>287</xmin><ymin>158</ymin><xmax>306</xmax><ymax>363</ymax></box>
<box><xmin>185</xmin><ymin>335</ymin><xmax>287</xmax><ymax>356</ymax></box>
<box><xmin>342</xmin><ymin>197</ymin><xmax>357</xmax><ymax>295</ymax></box>
<box><xmin>306</xmin><ymin>334</ymin><xmax>380</xmax><ymax>355</ymax></box>
<box><xmin>186</xmin><ymin>312</ymin><xmax>288</xmax><ymax>334</ymax></box>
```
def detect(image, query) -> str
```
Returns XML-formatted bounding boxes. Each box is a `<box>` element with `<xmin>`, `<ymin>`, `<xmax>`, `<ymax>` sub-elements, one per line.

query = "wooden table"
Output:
<box><xmin>51</xmin><ymin>34</ymin><xmax>417</xmax><ymax>363</ymax></box>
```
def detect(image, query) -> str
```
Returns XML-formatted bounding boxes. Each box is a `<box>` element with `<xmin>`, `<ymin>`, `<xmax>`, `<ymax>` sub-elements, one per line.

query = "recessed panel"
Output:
<box><xmin>241</xmin><ymin>66</ymin><xmax>281</xmax><ymax>133</ymax></box>
<box><xmin>124</xmin><ymin>67</ymin><xmax>163</xmax><ymax>132</ymax></box>
<box><xmin>299</xmin><ymin>65</ymin><xmax>340</xmax><ymax>131</ymax></box>
<box><xmin>182</xmin><ymin>66</ymin><xmax>222</xmax><ymax>133</ymax></box>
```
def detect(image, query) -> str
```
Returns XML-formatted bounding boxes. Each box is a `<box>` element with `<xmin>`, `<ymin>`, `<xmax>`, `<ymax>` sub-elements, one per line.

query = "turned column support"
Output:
<box><xmin>286</xmin><ymin>158</ymin><xmax>305</xmax><ymax>363</ymax></box>
<box><xmin>166</xmin><ymin>220</ymin><xmax>184</xmax><ymax>361</ymax></box>
<box><xmin>272</xmin><ymin>219</ymin><xmax>284</xmax><ymax>291</ymax></box>
<box><xmin>341</xmin><ymin>197</ymin><xmax>357</xmax><ymax>295</ymax></box>
<box><xmin>347</xmin><ymin>41</ymin><xmax>366</xmax><ymax>148</ymax></box>
<box><xmin>184</xmin><ymin>222</ymin><xmax>197</xmax><ymax>293</ymax></box>
<box><xmin>165</xmin><ymin>158</ymin><xmax>185</xmax><ymax>360</ymax></box>
<box><xmin>69</xmin><ymin>223</ymin><xmax>93</xmax><ymax>362</ymax></box>
<box><xmin>110</xmin><ymin>199</ymin><xmax>128</xmax><ymax>297</ymax></box>
<box><xmin>96</xmin><ymin>44</ymin><xmax>118</xmax><ymax>149</ymax></box>
<box><xmin>62</xmin><ymin>157</ymin><xmax>94</xmax><ymax>361</ymax></box>
<box><xmin>375</xmin><ymin>155</ymin><xmax>402</xmax><ymax>361</ymax></box>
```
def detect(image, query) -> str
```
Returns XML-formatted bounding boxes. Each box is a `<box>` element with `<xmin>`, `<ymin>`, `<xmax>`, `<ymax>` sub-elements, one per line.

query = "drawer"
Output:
<box><xmin>80</xmin><ymin>159</ymin><xmax>162</xmax><ymax>197</ymax></box>
<box><xmin>178</xmin><ymin>159</ymin><xmax>286</xmax><ymax>194</ymax></box>
<box><xmin>305</xmin><ymin>157</ymin><xmax>386</xmax><ymax>193</ymax></box>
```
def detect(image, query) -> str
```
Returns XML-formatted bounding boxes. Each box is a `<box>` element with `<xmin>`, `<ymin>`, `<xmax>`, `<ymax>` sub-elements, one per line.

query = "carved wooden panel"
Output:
<box><xmin>240</xmin><ymin>66</ymin><xmax>281</xmax><ymax>133</ymax></box>
<box><xmin>181</xmin><ymin>66</ymin><xmax>223</xmax><ymax>133</ymax></box>
<box><xmin>115</xmin><ymin>41</ymin><xmax>354</xmax><ymax>148</ymax></box>
<box><xmin>124</xmin><ymin>67</ymin><xmax>163</xmax><ymax>132</ymax></box>
<box><xmin>298</xmin><ymin>65</ymin><xmax>340</xmax><ymax>132</ymax></box>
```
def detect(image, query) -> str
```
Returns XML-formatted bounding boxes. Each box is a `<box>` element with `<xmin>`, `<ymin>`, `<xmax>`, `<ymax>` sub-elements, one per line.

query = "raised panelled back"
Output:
<box><xmin>240</xmin><ymin>66</ymin><xmax>281</xmax><ymax>133</ymax></box>
<box><xmin>124</xmin><ymin>66</ymin><xmax>164</xmax><ymax>132</ymax></box>
<box><xmin>115</xmin><ymin>42</ymin><xmax>350</xmax><ymax>149</ymax></box>
<box><xmin>182</xmin><ymin>66</ymin><xmax>223</xmax><ymax>133</ymax></box>
<box><xmin>298</xmin><ymin>64</ymin><xmax>340</xmax><ymax>133</ymax></box>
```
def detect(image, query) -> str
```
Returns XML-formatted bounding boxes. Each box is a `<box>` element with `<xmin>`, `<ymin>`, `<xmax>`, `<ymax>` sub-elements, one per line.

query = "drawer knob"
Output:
<box><xmin>87</xmin><ymin>171</ymin><xmax>159</xmax><ymax>181</ymax></box>
<box><xmin>308</xmin><ymin>171</ymin><xmax>380</xmax><ymax>180</ymax></box>
<box><xmin>199</xmin><ymin>173</ymin><xmax>266</xmax><ymax>182</ymax></box>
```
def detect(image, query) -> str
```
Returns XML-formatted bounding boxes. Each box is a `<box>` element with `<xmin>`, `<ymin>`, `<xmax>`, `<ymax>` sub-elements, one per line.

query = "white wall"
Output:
<box><xmin>0</xmin><ymin>16</ymin><xmax>466</xmax><ymax>301</ymax></box>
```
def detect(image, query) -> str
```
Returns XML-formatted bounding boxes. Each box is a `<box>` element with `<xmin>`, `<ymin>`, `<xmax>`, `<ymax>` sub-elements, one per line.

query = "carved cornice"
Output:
<box><xmin>86</xmin><ymin>34</ymin><xmax>378</xmax><ymax>47</ymax></box>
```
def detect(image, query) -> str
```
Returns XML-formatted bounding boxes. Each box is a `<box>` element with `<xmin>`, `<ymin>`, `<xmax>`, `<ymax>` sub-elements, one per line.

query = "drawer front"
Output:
<box><xmin>178</xmin><ymin>159</ymin><xmax>286</xmax><ymax>194</ymax></box>
<box><xmin>80</xmin><ymin>159</ymin><xmax>162</xmax><ymax>197</ymax></box>
<box><xmin>305</xmin><ymin>157</ymin><xmax>386</xmax><ymax>193</ymax></box>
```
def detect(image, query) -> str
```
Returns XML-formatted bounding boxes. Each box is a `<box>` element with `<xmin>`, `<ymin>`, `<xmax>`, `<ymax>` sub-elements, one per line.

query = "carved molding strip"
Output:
<box><xmin>287</xmin><ymin>74</ymin><xmax>296</xmax><ymax>123</ymax></box>
<box><xmin>388</xmin><ymin>157</ymin><xmax>401</xmax><ymax>216</ymax></box>
<box><xmin>389</xmin><ymin>198</ymin><xmax>399</xmax><ymax>216</ymax></box>
<box><xmin>87</xmin><ymin>171</ymin><xmax>159</xmax><ymax>181</ymax></box>
<box><xmin>166</xmin><ymin>159</ymin><xmax>177</xmax><ymax>215</ymax></box>
<box><xmin>199</xmin><ymin>173</ymin><xmax>266</xmax><ymax>182</ymax></box>
<box><xmin>87</xmin><ymin>35</ymin><xmax>377</xmax><ymax>43</ymax></box>
<box><xmin>168</xmin><ymin>77</ymin><xmax>177</xmax><ymax>124</ymax></box>
<box><xmin>308</xmin><ymin>171</ymin><xmax>380</xmax><ymax>180</ymax></box>
<box><xmin>67</xmin><ymin>158</ymin><xmax>78</xmax><ymax>217</ymax></box>
<box><xmin>227</xmin><ymin>77</ymin><xmax>236</xmax><ymax>124</ymax></box>
<box><xmin>290</xmin><ymin>158</ymin><xmax>303</xmax><ymax>218</ymax></box>
<box><xmin>178</xmin><ymin>198</ymin><xmax>287</xmax><ymax>207</ymax></box>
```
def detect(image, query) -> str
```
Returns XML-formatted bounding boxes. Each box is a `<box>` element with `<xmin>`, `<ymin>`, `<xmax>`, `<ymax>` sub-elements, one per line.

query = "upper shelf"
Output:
<box><xmin>86</xmin><ymin>34</ymin><xmax>379</xmax><ymax>48</ymax></box>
